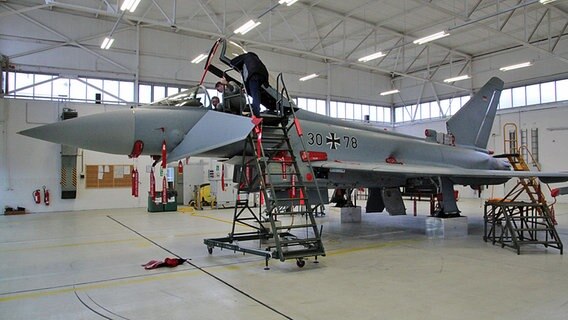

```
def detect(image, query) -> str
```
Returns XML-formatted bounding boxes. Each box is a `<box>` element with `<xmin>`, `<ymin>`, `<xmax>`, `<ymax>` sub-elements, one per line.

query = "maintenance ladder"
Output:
<box><xmin>484</xmin><ymin>123</ymin><xmax>563</xmax><ymax>254</ymax></box>
<box><xmin>204</xmin><ymin>75</ymin><xmax>325</xmax><ymax>268</ymax></box>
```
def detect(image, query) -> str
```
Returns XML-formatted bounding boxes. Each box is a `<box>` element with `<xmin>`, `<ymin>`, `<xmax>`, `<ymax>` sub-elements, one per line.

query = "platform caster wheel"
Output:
<box><xmin>207</xmin><ymin>247</ymin><xmax>213</xmax><ymax>254</ymax></box>
<box><xmin>296</xmin><ymin>259</ymin><xmax>306</xmax><ymax>268</ymax></box>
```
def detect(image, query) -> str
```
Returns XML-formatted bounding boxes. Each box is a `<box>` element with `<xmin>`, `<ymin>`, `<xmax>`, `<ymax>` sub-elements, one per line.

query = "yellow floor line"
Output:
<box><xmin>0</xmin><ymin>239</ymin><xmax>418</xmax><ymax>303</ymax></box>
<box><xmin>0</xmin><ymin>269</ymin><xmax>201</xmax><ymax>303</ymax></box>
<box><xmin>0</xmin><ymin>238</ymin><xmax>146</xmax><ymax>253</ymax></box>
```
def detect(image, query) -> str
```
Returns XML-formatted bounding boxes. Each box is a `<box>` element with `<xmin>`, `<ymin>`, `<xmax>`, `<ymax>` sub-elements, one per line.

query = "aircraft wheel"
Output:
<box><xmin>207</xmin><ymin>246</ymin><xmax>213</xmax><ymax>254</ymax></box>
<box><xmin>296</xmin><ymin>259</ymin><xmax>306</xmax><ymax>268</ymax></box>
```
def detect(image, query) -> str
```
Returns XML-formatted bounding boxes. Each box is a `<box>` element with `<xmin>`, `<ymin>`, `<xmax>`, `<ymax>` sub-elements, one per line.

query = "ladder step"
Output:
<box><xmin>280</xmin><ymin>248</ymin><xmax>325</xmax><ymax>260</ymax></box>
<box><xmin>275</xmin><ymin>224</ymin><xmax>318</xmax><ymax>230</ymax></box>
<box><xmin>260</xmin><ymin>136</ymin><xmax>288</xmax><ymax>140</ymax></box>
<box><xmin>273</xmin><ymin>197</ymin><xmax>308</xmax><ymax>201</ymax></box>
<box><xmin>263</xmin><ymin>172</ymin><xmax>302</xmax><ymax>176</ymax></box>
<box><xmin>266</xmin><ymin>184</ymin><xmax>307</xmax><ymax>189</ymax></box>
<box><xmin>511</xmin><ymin>240</ymin><xmax>561</xmax><ymax>245</ymax></box>
<box><xmin>262</xmin><ymin>148</ymin><xmax>291</xmax><ymax>152</ymax></box>
<box><xmin>278</xmin><ymin>237</ymin><xmax>321</xmax><ymax>245</ymax></box>
<box><xmin>513</xmin><ymin>228</ymin><xmax>555</xmax><ymax>232</ymax></box>
<box><xmin>236</xmin><ymin>217</ymin><xmax>261</xmax><ymax>221</ymax></box>
<box><xmin>269</xmin><ymin>210</ymin><xmax>312</xmax><ymax>216</ymax></box>
<box><xmin>266</xmin><ymin>159</ymin><xmax>296</xmax><ymax>164</ymax></box>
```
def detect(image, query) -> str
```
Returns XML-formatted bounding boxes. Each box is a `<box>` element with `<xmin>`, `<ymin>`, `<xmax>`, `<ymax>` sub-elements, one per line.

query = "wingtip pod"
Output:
<box><xmin>446</xmin><ymin>77</ymin><xmax>504</xmax><ymax>149</ymax></box>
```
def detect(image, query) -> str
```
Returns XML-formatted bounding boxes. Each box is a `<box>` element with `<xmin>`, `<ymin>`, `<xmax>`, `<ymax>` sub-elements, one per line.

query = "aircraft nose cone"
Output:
<box><xmin>19</xmin><ymin>109</ymin><xmax>135</xmax><ymax>154</ymax></box>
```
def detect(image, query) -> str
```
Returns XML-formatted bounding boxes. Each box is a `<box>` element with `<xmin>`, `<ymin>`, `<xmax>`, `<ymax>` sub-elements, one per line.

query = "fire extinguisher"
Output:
<box><xmin>131</xmin><ymin>168</ymin><xmax>139</xmax><ymax>198</ymax></box>
<box><xmin>150</xmin><ymin>168</ymin><xmax>156</xmax><ymax>202</ymax></box>
<box><xmin>161</xmin><ymin>140</ymin><xmax>167</xmax><ymax>169</ymax></box>
<box><xmin>43</xmin><ymin>186</ymin><xmax>50</xmax><ymax>206</ymax></box>
<box><xmin>162</xmin><ymin>176</ymin><xmax>167</xmax><ymax>204</ymax></box>
<box><xmin>178</xmin><ymin>160</ymin><xmax>183</xmax><ymax>174</ymax></box>
<box><xmin>221</xmin><ymin>164</ymin><xmax>225</xmax><ymax>191</ymax></box>
<box><xmin>33</xmin><ymin>189</ymin><xmax>41</xmax><ymax>204</ymax></box>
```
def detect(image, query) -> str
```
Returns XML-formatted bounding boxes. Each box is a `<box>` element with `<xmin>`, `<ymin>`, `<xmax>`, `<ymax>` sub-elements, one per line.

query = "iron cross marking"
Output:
<box><xmin>326</xmin><ymin>132</ymin><xmax>340</xmax><ymax>150</ymax></box>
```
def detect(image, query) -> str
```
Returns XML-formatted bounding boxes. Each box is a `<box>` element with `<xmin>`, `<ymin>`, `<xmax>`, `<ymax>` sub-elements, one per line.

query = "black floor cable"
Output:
<box><xmin>107</xmin><ymin>215</ymin><xmax>294</xmax><ymax>320</ymax></box>
<box><xmin>85</xmin><ymin>291</ymin><xmax>131</xmax><ymax>320</ymax></box>
<box><xmin>74</xmin><ymin>289</ymin><xmax>113</xmax><ymax>320</ymax></box>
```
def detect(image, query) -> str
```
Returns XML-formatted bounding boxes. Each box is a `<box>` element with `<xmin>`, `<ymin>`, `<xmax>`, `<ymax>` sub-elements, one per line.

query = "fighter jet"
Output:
<box><xmin>19</xmin><ymin>39</ymin><xmax>568</xmax><ymax>216</ymax></box>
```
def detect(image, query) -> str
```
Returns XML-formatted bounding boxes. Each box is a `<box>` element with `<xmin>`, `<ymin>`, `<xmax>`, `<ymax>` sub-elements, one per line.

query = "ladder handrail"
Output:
<box><xmin>275</xmin><ymin>73</ymin><xmax>326</xmax><ymax>214</ymax></box>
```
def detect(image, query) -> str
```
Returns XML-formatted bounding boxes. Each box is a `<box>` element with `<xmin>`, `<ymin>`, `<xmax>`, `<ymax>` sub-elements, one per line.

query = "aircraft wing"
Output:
<box><xmin>168</xmin><ymin>111</ymin><xmax>255</xmax><ymax>162</ymax></box>
<box><xmin>316</xmin><ymin>161</ymin><xmax>568</xmax><ymax>184</ymax></box>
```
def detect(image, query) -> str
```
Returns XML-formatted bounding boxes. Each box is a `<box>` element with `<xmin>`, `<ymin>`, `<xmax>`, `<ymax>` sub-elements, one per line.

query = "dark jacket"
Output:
<box><xmin>230</xmin><ymin>52</ymin><xmax>269</xmax><ymax>84</ymax></box>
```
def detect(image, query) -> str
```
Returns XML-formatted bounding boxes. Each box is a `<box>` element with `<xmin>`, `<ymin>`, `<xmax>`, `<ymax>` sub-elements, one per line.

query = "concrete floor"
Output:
<box><xmin>1</xmin><ymin>198</ymin><xmax>568</xmax><ymax>320</ymax></box>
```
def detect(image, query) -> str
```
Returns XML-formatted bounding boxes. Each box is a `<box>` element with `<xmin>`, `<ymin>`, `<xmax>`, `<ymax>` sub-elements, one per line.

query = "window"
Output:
<box><xmin>34</xmin><ymin>75</ymin><xmax>53</xmax><ymax>99</ymax></box>
<box><xmin>369</xmin><ymin>106</ymin><xmax>377</xmax><ymax>122</ymax></box>
<box><xmin>14</xmin><ymin>73</ymin><xmax>34</xmax><ymax>96</ymax></box>
<box><xmin>69</xmin><ymin>79</ymin><xmax>87</xmax><ymax>101</ymax></box>
<box><xmin>499</xmin><ymin>89</ymin><xmax>512</xmax><ymax>109</ymax></box>
<box><xmin>296</xmin><ymin>97</ymin><xmax>307</xmax><ymax>110</ymax></box>
<box><xmin>120</xmin><ymin>81</ymin><xmax>134</xmax><ymax>103</ymax></box>
<box><xmin>404</xmin><ymin>105</ymin><xmax>415</xmax><ymax>122</ymax></box>
<box><xmin>337</xmin><ymin>102</ymin><xmax>345</xmax><ymax>119</ymax></box>
<box><xmin>330</xmin><ymin>101</ymin><xmax>337</xmax><ymax>118</ymax></box>
<box><xmin>382</xmin><ymin>107</ymin><xmax>391</xmax><ymax>123</ymax></box>
<box><xmin>307</xmin><ymin>99</ymin><xmax>317</xmax><ymax>113</ymax></box>
<box><xmin>345</xmin><ymin>103</ymin><xmax>354</xmax><ymax>119</ymax></box>
<box><xmin>512</xmin><ymin>87</ymin><xmax>526</xmax><ymax>107</ymax></box>
<box><xmin>541</xmin><ymin>81</ymin><xmax>556</xmax><ymax>103</ymax></box>
<box><xmin>525</xmin><ymin>84</ymin><xmax>540</xmax><ymax>105</ymax></box>
<box><xmin>8</xmin><ymin>70</ymin><xmax>566</xmax><ymax>126</ymax></box>
<box><xmin>153</xmin><ymin>86</ymin><xmax>166</xmax><ymax>101</ymax></box>
<box><xmin>139</xmin><ymin>84</ymin><xmax>152</xmax><ymax>104</ymax></box>
<box><xmin>353</xmin><ymin>104</ymin><xmax>362</xmax><ymax>120</ymax></box>
<box><xmin>362</xmin><ymin>104</ymin><xmax>370</xmax><ymax>121</ymax></box>
<box><xmin>419</xmin><ymin>102</ymin><xmax>430</xmax><ymax>119</ymax></box>
<box><xmin>557</xmin><ymin>80</ymin><xmax>568</xmax><ymax>101</ymax></box>
<box><xmin>87</xmin><ymin>78</ymin><xmax>103</xmax><ymax>102</ymax></box>
<box><xmin>395</xmin><ymin>107</ymin><xmax>403</xmax><ymax>123</ymax></box>
<box><xmin>167</xmin><ymin>86</ymin><xmax>179</xmax><ymax>97</ymax></box>
<box><xmin>449</xmin><ymin>97</ymin><xmax>461</xmax><ymax>114</ymax></box>
<box><xmin>440</xmin><ymin>99</ymin><xmax>450</xmax><ymax>116</ymax></box>
<box><xmin>316</xmin><ymin>99</ymin><xmax>326</xmax><ymax>115</ymax></box>
<box><xmin>53</xmin><ymin>78</ymin><xmax>70</xmax><ymax>99</ymax></box>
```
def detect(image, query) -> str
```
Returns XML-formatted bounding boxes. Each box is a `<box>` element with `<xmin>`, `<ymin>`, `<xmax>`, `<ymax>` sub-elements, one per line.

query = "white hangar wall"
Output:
<box><xmin>394</xmin><ymin>100</ymin><xmax>568</xmax><ymax>203</ymax></box>
<box><xmin>1</xmin><ymin>6</ymin><xmax>391</xmax><ymax>106</ymax></box>
<box><xmin>0</xmin><ymin>99</ymin><xmax>153</xmax><ymax>213</ymax></box>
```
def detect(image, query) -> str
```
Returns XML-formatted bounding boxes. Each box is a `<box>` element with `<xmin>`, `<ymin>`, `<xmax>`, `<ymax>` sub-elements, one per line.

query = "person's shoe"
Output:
<box><xmin>251</xmin><ymin>115</ymin><xmax>263</xmax><ymax>126</ymax></box>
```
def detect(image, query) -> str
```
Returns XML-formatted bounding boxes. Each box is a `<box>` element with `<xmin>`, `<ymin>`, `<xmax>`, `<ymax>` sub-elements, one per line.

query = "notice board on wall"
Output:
<box><xmin>86</xmin><ymin>165</ymin><xmax>133</xmax><ymax>188</ymax></box>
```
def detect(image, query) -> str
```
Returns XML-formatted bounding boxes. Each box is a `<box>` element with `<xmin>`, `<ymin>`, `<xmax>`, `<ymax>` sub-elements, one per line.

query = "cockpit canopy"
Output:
<box><xmin>150</xmin><ymin>85</ymin><xmax>211</xmax><ymax>108</ymax></box>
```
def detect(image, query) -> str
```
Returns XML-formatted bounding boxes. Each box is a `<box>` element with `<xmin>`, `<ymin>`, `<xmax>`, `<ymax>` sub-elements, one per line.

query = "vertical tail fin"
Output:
<box><xmin>446</xmin><ymin>77</ymin><xmax>504</xmax><ymax>149</ymax></box>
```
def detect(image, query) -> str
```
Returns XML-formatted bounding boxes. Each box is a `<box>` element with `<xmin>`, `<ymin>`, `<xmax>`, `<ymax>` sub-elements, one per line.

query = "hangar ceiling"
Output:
<box><xmin>1</xmin><ymin>0</ymin><xmax>568</xmax><ymax>103</ymax></box>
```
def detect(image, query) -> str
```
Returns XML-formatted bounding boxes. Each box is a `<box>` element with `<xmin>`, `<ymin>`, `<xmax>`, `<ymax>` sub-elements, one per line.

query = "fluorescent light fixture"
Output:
<box><xmin>234</xmin><ymin>19</ymin><xmax>261</xmax><ymax>35</ymax></box>
<box><xmin>443</xmin><ymin>75</ymin><xmax>470</xmax><ymax>83</ymax></box>
<box><xmin>500</xmin><ymin>61</ymin><xmax>532</xmax><ymax>72</ymax></box>
<box><xmin>120</xmin><ymin>0</ymin><xmax>141</xmax><ymax>12</ymax></box>
<box><xmin>540</xmin><ymin>0</ymin><xmax>556</xmax><ymax>4</ymax></box>
<box><xmin>191</xmin><ymin>53</ymin><xmax>208</xmax><ymax>64</ymax></box>
<box><xmin>413</xmin><ymin>31</ymin><xmax>450</xmax><ymax>45</ymax></box>
<box><xmin>279</xmin><ymin>0</ymin><xmax>299</xmax><ymax>5</ymax></box>
<box><xmin>100</xmin><ymin>37</ymin><xmax>114</xmax><ymax>50</ymax></box>
<box><xmin>299</xmin><ymin>73</ymin><xmax>319</xmax><ymax>81</ymax></box>
<box><xmin>380</xmin><ymin>89</ymin><xmax>400</xmax><ymax>96</ymax></box>
<box><xmin>358</xmin><ymin>51</ymin><xmax>385</xmax><ymax>62</ymax></box>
